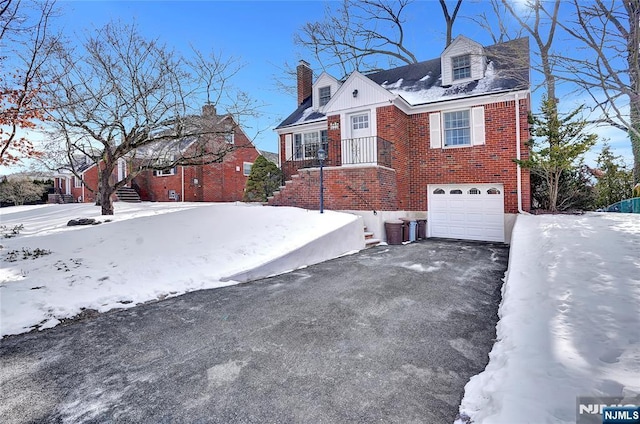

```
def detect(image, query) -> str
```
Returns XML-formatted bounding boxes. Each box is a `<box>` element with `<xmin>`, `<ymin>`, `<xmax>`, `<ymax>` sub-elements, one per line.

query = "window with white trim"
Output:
<box><xmin>224</xmin><ymin>132</ymin><xmax>234</xmax><ymax>144</ymax></box>
<box><xmin>74</xmin><ymin>177</ymin><xmax>82</xmax><ymax>188</ymax></box>
<box><xmin>351</xmin><ymin>114</ymin><xmax>369</xmax><ymax>130</ymax></box>
<box><xmin>293</xmin><ymin>130</ymin><xmax>328</xmax><ymax>160</ymax></box>
<box><xmin>429</xmin><ymin>107</ymin><xmax>484</xmax><ymax>149</ymax></box>
<box><xmin>444</xmin><ymin>110</ymin><xmax>471</xmax><ymax>146</ymax></box>
<box><xmin>154</xmin><ymin>168</ymin><xmax>176</xmax><ymax>176</ymax></box>
<box><xmin>452</xmin><ymin>54</ymin><xmax>471</xmax><ymax>80</ymax></box>
<box><xmin>319</xmin><ymin>86</ymin><xmax>331</xmax><ymax>106</ymax></box>
<box><xmin>243</xmin><ymin>162</ymin><xmax>253</xmax><ymax>176</ymax></box>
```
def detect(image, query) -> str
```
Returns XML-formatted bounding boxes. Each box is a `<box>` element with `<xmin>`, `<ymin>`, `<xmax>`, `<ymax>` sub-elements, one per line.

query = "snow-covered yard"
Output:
<box><xmin>457</xmin><ymin>213</ymin><xmax>640</xmax><ymax>424</ymax></box>
<box><xmin>0</xmin><ymin>202</ymin><xmax>359</xmax><ymax>338</ymax></box>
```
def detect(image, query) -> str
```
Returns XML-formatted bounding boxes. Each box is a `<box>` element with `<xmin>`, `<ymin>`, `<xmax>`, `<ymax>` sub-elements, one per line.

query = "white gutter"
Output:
<box><xmin>515</xmin><ymin>93</ymin><xmax>525</xmax><ymax>213</ymax></box>
<box><xmin>181</xmin><ymin>166</ymin><xmax>185</xmax><ymax>202</ymax></box>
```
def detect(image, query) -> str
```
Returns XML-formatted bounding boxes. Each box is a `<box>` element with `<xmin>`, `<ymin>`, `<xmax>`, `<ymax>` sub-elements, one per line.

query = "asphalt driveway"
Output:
<box><xmin>1</xmin><ymin>240</ymin><xmax>508</xmax><ymax>423</ymax></box>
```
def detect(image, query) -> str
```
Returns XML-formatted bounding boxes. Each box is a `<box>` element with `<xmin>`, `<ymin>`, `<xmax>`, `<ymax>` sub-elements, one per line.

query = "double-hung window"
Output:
<box><xmin>243</xmin><ymin>162</ymin><xmax>253</xmax><ymax>176</ymax></box>
<box><xmin>319</xmin><ymin>86</ymin><xmax>331</xmax><ymax>106</ymax></box>
<box><xmin>154</xmin><ymin>168</ymin><xmax>176</xmax><ymax>176</ymax></box>
<box><xmin>293</xmin><ymin>130</ymin><xmax>329</xmax><ymax>160</ymax></box>
<box><xmin>452</xmin><ymin>54</ymin><xmax>471</xmax><ymax>80</ymax></box>
<box><xmin>443</xmin><ymin>110</ymin><xmax>471</xmax><ymax>147</ymax></box>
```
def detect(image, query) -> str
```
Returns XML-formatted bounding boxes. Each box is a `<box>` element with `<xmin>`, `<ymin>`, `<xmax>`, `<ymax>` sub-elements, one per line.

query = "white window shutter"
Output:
<box><xmin>429</xmin><ymin>112</ymin><xmax>442</xmax><ymax>149</ymax></box>
<box><xmin>472</xmin><ymin>106</ymin><xmax>485</xmax><ymax>146</ymax></box>
<box><xmin>284</xmin><ymin>134</ymin><xmax>293</xmax><ymax>160</ymax></box>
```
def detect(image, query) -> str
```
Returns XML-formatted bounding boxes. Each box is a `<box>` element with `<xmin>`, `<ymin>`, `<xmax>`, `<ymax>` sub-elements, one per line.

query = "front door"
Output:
<box><xmin>117</xmin><ymin>158</ymin><xmax>127</xmax><ymax>186</ymax></box>
<box><xmin>349</xmin><ymin>112</ymin><xmax>370</xmax><ymax>140</ymax></box>
<box><xmin>344</xmin><ymin>111</ymin><xmax>373</xmax><ymax>164</ymax></box>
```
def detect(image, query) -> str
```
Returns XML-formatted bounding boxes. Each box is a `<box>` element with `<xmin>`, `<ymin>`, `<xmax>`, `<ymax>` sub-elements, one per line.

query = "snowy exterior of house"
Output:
<box><xmin>271</xmin><ymin>36</ymin><xmax>532</xmax><ymax>243</ymax></box>
<box><xmin>52</xmin><ymin>105</ymin><xmax>263</xmax><ymax>204</ymax></box>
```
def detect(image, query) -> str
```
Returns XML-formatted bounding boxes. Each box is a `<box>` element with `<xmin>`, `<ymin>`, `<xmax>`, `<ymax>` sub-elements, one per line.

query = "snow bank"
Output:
<box><xmin>0</xmin><ymin>202</ymin><xmax>360</xmax><ymax>337</ymax></box>
<box><xmin>456</xmin><ymin>213</ymin><xmax>640</xmax><ymax>423</ymax></box>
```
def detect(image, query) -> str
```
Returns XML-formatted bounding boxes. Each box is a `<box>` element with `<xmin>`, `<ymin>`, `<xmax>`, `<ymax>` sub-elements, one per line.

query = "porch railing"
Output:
<box><xmin>281</xmin><ymin>136</ymin><xmax>394</xmax><ymax>182</ymax></box>
<box><xmin>342</xmin><ymin>136</ymin><xmax>393</xmax><ymax>168</ymax></box>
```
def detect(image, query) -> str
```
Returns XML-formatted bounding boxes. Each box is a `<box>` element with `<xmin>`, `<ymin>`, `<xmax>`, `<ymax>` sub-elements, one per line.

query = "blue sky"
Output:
<box><xmin>10</xmin><ymin>0</ymin><xmax>635</xmax><ymax>170</ymax></box>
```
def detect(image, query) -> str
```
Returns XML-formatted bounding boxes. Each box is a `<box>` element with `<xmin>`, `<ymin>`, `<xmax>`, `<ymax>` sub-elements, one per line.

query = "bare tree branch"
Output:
<box><xmin>554</xmin><ymin>0</ymin><xmax>640</xmax><ymax>182</ymax></box>
<box><xmin>41</xmin><ymin>22</ymin><xmax>262</xmax><ymax>215</ymax></box>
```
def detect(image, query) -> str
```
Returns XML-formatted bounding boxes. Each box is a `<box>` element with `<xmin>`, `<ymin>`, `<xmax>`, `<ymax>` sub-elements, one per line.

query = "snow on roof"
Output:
<box><xmin>387</xmin><ymin>62</ymin><xmax>500</xmax><ymax>106</ymax></box>
<box><xmin>277</xmin><ymin>37</ymin><xmax>529</xmax><ymax>129</ymax></box>
<box><xmin>276</xmin><ymin>96</ymin><xmax>326</xmax><ymax>129</ymax></box>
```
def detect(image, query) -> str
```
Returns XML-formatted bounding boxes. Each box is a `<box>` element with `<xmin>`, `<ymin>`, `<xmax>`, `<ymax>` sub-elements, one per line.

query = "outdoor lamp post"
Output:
<box><xmin>317</xmin><ymin>148</ymin><xmax>326</xmax><ymax>214</ymax></box>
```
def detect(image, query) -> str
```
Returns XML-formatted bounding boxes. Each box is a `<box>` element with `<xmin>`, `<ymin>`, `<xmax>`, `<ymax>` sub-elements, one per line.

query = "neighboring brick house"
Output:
<box><xmin>53</xmin><ymin>105</ymin><xmax>264</xmax><ymax>204</ymax></box>
<box><xmin>271</xmin><ymin>36</ymin><xmax>531</xmax><ymax>243</ymax></box>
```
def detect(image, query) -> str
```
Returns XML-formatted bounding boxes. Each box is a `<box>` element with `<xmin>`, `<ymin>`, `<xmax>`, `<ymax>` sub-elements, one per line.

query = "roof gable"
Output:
<box><xmin>324</xmin><ymin>71</ymin><xmax>395</xmax><ymax>113</ymax></box>
<box><xmin>276</xmin><ymin>37</ymin><xmax>530</xmax><ymax>129</ymax></box>
<box><xmin>366</xmin><ymin>37</ymin><xmax>529</xmax><ymax>106</ymax></box>
<box><xmin>312</xmin><ymin>72</ymin><xmax>341</xmax><ymax>111</ymax></box>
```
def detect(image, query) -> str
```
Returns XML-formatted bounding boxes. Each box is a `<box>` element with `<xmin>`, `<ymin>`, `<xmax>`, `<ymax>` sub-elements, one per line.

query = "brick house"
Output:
<box><xmin>271</xmin><ymin>36</ymin><xmax>531</xmax><ymax>243</ymax></box>
<box><xmin>52</xmin><ymin>105</ymin><xmax>264</xmax><ymax>204</ymax></box>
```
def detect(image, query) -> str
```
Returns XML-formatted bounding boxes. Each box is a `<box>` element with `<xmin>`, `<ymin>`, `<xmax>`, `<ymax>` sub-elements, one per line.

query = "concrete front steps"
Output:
<box><xmin>364</xmin><ymin>227</ymin><xmax>381</xmax><ymax>248</ymax></box>
<box><xmin>116</xmin><ymin>187</ymin><xmax>141</xmax><ymax>203</ymax></box>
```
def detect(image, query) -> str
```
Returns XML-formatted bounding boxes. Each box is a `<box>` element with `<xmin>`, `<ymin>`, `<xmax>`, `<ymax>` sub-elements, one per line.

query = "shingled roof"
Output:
<box><xmin>277</xmin><ymin>37</ymin><xmax>529</xmax><ymax>129</ymax></box>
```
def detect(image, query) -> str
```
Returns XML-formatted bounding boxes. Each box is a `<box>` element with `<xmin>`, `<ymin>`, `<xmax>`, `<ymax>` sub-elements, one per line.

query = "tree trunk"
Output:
<box><xmin>99</xmin><ymin>165</ymin><xmax>115</xmax><ymax>215</ymax></box>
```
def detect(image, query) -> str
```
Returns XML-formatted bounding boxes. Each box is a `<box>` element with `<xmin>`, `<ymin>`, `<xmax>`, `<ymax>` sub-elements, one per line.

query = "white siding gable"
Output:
<box><xmin>313</xmin><ymin>73</ymin><xmax>341</xmax><ymax>111</ymax></box>
<box><xmin>441</xmin><ymin>35</ymin><xmax>485</xmax><ymax>87</ymax></box>
<box><xmin>324</xmin><ymin>71</ymin><xmax>395</xmax><ymax>114</ymax></box>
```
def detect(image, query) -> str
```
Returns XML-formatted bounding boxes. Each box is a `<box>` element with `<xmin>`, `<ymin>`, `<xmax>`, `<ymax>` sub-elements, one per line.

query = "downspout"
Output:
<box><xmin>515</xmin><ymin>93</ymin><xmax>525</xmax><ymax>214</ymax></box>
<box><xmin>181</xmin><ymin>166</ymin><xmax>185</xmax><ymax>202</ymax></box>
<box><xmin>82</xmin><ymin>176</ymin><xmax>85</xmax><ymax>203</ymax></box>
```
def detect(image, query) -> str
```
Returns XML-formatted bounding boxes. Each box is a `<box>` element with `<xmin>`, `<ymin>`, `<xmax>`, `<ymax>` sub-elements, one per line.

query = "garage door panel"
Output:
<box><xmin>427</xmin><ymin>184</ymin><xmax>505</xmax><ymax>243</ymax></box>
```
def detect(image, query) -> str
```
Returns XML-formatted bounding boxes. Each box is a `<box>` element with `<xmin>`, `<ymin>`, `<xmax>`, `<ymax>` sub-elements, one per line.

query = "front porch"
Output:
<box><xmin>282</xmin><ymin>136</ymin><xmax>393</xmax><ymax>182</ymax></box>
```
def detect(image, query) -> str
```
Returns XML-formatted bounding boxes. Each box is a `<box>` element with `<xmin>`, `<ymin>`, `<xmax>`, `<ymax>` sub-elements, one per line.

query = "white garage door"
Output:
<box><xmin>427</xmin><ymin>184</ymin><xmax>505</xmax><ymax>242</ymax></box>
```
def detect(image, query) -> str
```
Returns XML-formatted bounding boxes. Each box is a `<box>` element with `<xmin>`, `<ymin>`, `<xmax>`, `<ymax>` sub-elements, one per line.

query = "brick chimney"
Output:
<box><xmin>297</xmin><ymin>60</ymin><xmax>313</xmax><ymax>106</ymax></box>
<box><xmin>202</xmin><ymin>104</ymin><xmax>217</xmax><ymax>118</ymax></box>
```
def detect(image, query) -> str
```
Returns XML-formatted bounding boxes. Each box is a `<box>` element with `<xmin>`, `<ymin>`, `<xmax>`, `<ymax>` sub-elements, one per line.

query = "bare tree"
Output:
<box><xmin>501</xmin><ymin>0</ymin><xmax>561</xmax><ymax>100</ymax></box>
<box><xmin>556</xmin><ymin>0</ymin><xmax>640</xmax><ymax>183</ymax></box>
<box><xmin>293</xmin><ymin>0</ymin><xmax>463</xmax><ymax>80</ymax></box>
<box><xmin>0</xmin><ymin>0</ymin><xmax>59</xmax><ymax>165</ymax></box>
<box><xmin>0</xmin><ymin>176</ymin><xmax>48</xmax><ymax>205</ymax></box>
<box><xmin>42</xmin><ymin>22</ymin><xmax>260</xmax><ymax>215</ymax></box>
<box><xmin>439</xmin><ymin>0</ymin><xmax>463</xmax><ymax>47</ymax></box>
<box><xmin>467</xmin><ymin>0</ymin><xmax>524</xmax><ymax>44</ymax></box>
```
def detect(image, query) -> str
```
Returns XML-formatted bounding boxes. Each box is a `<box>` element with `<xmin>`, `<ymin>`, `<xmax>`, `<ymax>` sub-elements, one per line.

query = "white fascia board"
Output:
<box><xmin>275</xmin><ymin>118</ymin><xmax>327</xmax><ymax>135</ymax></box>
<box><xmin>334</xmin><ymin>100</ymin><xmax>394</xmax><ymax>116</ymax></box>
<box><xmin>401</xmin><ymin>89</ymin><xmax>530</xmax><ymax>115</ymax></box>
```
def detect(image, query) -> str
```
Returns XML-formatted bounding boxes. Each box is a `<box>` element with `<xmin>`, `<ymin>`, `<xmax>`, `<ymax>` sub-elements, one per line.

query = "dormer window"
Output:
<box><xmin>452</xmin><ymin>54</ymin><xmax>471</xmax><ymax>80</ymax></box>
<box><xmin>319</xmin><ymin>86</ymin><xmax>331</xmax><ymax>106</ymax></box>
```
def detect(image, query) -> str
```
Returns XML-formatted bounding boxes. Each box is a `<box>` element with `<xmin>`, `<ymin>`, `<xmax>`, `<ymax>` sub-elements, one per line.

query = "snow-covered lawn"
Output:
<box><xmin>0</xmin><ymin>202</ymin><xmax>358</xmax><ymax>338</ymax></box>
<box><xmin>457</xmin><ymin>213</ymin><xmax>640</xmax><ymax>424</ymax></box>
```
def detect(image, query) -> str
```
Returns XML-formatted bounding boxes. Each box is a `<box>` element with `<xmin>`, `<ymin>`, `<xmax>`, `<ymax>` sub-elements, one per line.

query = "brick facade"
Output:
<box><xmin>134</xmin><ymin>145</ymin><xmax>259</xmax><ymax>202</ymax></box>
<box><xmin>270</xmin><ymin>166</ymin><xmax>398</xmax><ymax>211</ymax></box>
<box><xmin>272</xmin><ymin>98</ymin><xmax>531</xmax><ymax>214</ymax></box>
<box><xmin>59</xmin><ymin>118</ymin><xmax>260</xmax><ymax>204</ymax></box>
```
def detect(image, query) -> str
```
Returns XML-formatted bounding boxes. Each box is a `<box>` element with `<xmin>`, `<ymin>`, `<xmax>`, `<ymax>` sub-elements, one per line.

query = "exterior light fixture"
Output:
<box><xmin>352</xmin><ymin>89</ymin><xmax>358</xmax><ymax>98</ymax></box>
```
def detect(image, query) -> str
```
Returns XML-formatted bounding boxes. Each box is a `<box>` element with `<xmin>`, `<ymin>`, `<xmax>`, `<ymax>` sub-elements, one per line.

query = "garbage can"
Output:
<box><xmin>417</xmin><ymin>219</ymin><xmax>427</xmax><ymax>240</ymax></box>
<box><xmin>385</xmin><ymin>220</ymin><xmax>404</xmax><ymax>245</ymax></box>
<box><xmin>409</xmin><ymin>220</ymin><xmax>417</xmax><ymax>242</ymax></box>
<box><xmin>400</xmin><ymin>218</ymin><xmax>411</xmax><ymax>242</ymax></box>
